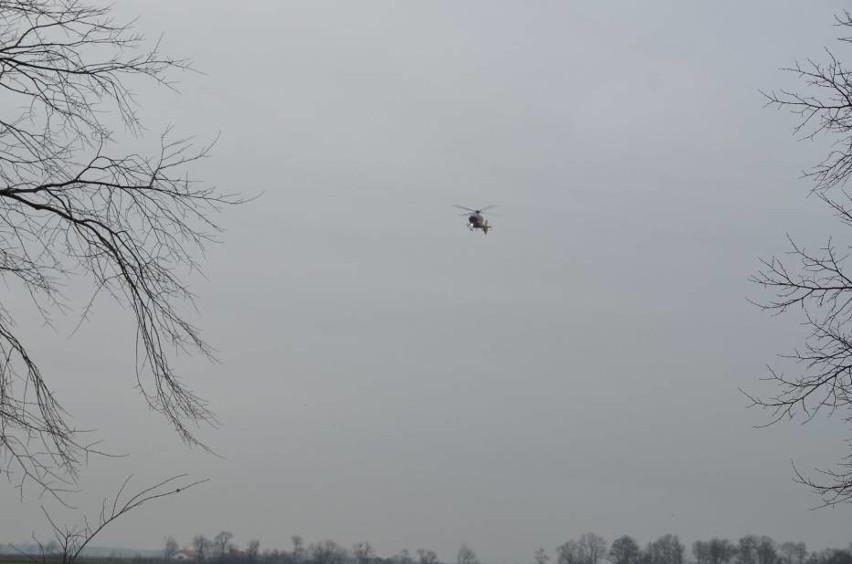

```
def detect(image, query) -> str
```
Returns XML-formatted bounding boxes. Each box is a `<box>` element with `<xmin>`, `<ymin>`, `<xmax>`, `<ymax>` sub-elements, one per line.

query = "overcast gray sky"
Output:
<box><xmin>3</xmin><ymin>1</ymin><xmax>852</xmax><ymax>563</ymax></box>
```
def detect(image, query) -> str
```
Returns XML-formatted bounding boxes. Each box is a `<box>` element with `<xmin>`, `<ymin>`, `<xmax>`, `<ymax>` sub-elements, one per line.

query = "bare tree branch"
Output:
<box><xmin>23</xmin><ymin>474</ymin><xmax>208</xmax><ymax>564</ymax></box>
<box><xmin>0</xmin><ymin>0</ymin><xmax>242</xmax><ymax>499</ymax></box>
<box><xmin>753</xmin><ymin>11</ymin><xmax>852</xmax><ymax>505</ymax></box>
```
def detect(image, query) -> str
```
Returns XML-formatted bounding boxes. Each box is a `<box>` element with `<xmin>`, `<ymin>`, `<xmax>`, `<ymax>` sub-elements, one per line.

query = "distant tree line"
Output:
<box><xmin>152</xmin><ymin>533</ymin><xmax>851</xmax><ymax>564</ymax></box>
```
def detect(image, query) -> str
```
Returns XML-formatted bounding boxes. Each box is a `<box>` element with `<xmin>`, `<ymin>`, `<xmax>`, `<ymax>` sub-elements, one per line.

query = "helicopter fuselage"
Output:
<box><xmin>455</xmin><ymin>205</ymin><xmax>494</xmax><ymax>234</ymax></box>
<box><xmin>467</xmin><ymin>213</ymin><xmax>490</xmax><ymax>234</ymax></box>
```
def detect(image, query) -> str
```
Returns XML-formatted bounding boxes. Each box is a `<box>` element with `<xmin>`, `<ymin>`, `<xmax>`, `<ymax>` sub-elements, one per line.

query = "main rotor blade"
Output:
<box><xmin>478</xmin><ymin>205</ymin><xmax>496</xmax><ymax>212</ymax></box>
<box><xmin>453</xmin><ymin>205</ymin><xmax>476</xmax><ymax>212</ymax></box>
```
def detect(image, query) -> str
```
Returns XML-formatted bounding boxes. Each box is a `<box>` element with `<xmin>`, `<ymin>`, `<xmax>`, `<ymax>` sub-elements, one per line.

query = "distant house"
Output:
<box><xmin>174</xmin><ymin>549</ymin><xmax>199</xmax><ymax>560</ymax></box>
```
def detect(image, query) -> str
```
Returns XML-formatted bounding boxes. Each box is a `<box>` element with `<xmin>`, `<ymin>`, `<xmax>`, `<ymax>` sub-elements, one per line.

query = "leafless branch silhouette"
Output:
<box><xmin>0</xmin><ymin>0</ymin><xmax>242</xmax><ymax>500</ymax></box>
<box><xmin>753</xmin><ymin>10</ymin><xmax>852</xmax><ymax>506</ymax></box>
<box><xmin>18</xmin><ymin>474</ymin><xmax>207</xmax><ymax>564</ymax></box>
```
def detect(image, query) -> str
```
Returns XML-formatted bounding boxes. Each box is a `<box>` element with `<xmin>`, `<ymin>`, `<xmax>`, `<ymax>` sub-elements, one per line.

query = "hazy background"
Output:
<box><xmin>2</xmin><ymin>1</ymin><xmax>852</xmax><ymax>563</ymax></box>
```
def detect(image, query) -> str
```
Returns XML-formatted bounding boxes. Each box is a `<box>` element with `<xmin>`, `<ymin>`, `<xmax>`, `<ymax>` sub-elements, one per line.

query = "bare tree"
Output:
<box><xmin>311</xmin><ymin>541</ymin><xmax>347</xmax><ymax>564</ymax></box>
<box><xmin>394</xmin><ymin>549</ymin><xmax>414</xmax><ymax>564</ymax></box>
<box><xmin>646</xmin><ymin>535</ymin><xmax>684</xmax><ymax>564</ymax></box>
<box><xmin>557</xmin><ymin>541</ymin><xmax>581</xmax><ymax>564</ymax></box>
<box><xmin>0</xmin><ymin>0</ymin><xmax>240</xmax><ymax>498</ymax></box>
<box><xmin>26</xmin><ymin>475</ymin><xmax>205</xmax><ymax>564</ymax></box>
<box><xmin>213</xmin><ymin>532</ymin><xmax>234</xmax><ymax>561</ymax></box>
<box><xmin>780</xmin><ymin>544</ymin><xmax>797</xmax><ymax>564</ymax></box>
<box><xmin>194</xmin><ymin>535</ymin><xmax>211</xmax><ymax>563</ymax></box>
<box><xmin>535</xmin><ymin>548</ymin><xmax>552</xmax><ymax>564</ymax></box>
<box><xmin>248</xmin><ymin>540</ymin><xmax>261</xmax><ymax>562</ymax></box>
<box><xmin>738</xmin><ymin>537</ymin><xmax>760</xmax><ymax>564</ymax></box>
<box><xmin>165</xmin><ymin>536</ymin><xmax>181</xmax><ymax>560</ymax></box>
<box><xmin>695</xmin><ymin>542</ymin><xmax>712</xmax><ymax>564</ymax></box>
<box><xmin>756</xmin><ymin>538</ymin><xmax>778</xmax><ymax>564</ymax></box>
<box><xmin>353</xmin><ymin>543</ymin><xmax>376</xmax><ymax>564</ymax></box>
<box><xmin>823</xmin><ymin>551</ymin><xmax>852</xmax><ymax>564</ymax></box>
<box><xmin>457</xmin><ymin>545</ymin><xmax>479</xmax><ymax>564</ymax></box>
<box><xmin>579</xmin><ymin>533</ymin><xmax>607</xmax><ymax>564</ymax></box>
<box><xmin>707</xmin><ymin>539</ymin><xmax>738</xmax><ymax>564</ymax></box>
<box><xmin>611</xmin><ymin>537</ymin><xmax>641</xmax><ymax>564</ymax></box>
<box><xmin>752</xmin><ymin>9</ymin><xmax>852</xmax><ymax>505</ymax></box>
<box><xmin>558</xmin><ymin>535</ymin><xmax>607</xmax><ymax>564</ymax></box>
<box><xmin>417</xmin><ymin>548</ymin><xmax>439</xmax><ymax>564</ymax></box>
<box><xmin>292</xmin><ymin>536</ymin><xmax>306</xmax><ymax>563</ymax></box>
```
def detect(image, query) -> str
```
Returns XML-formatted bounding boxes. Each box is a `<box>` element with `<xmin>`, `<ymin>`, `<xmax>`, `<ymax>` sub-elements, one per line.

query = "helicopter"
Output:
<box><xmin>454</xmin><ymin>205</ymin><xmax>496</xmax><ymax>234</ymax></box>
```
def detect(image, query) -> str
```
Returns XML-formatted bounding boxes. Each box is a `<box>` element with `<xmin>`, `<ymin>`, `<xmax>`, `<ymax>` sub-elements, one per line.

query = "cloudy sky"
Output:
<box><xmin>3</xmin><ymin>1</ymin><xmax>852</xmax><ymax>563</ymax></box>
